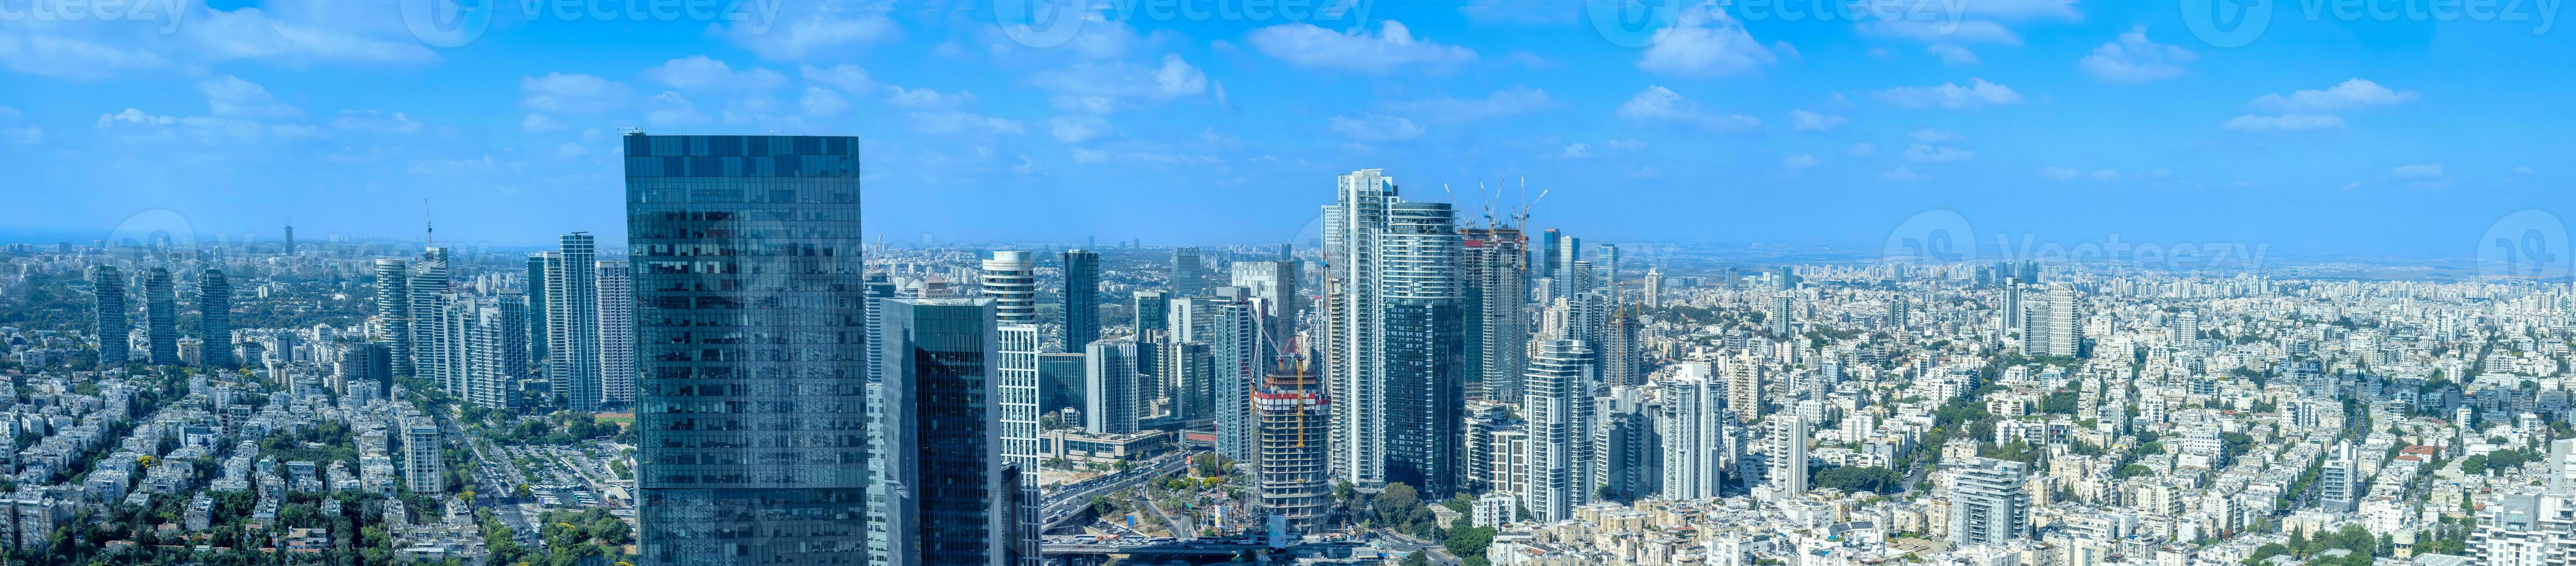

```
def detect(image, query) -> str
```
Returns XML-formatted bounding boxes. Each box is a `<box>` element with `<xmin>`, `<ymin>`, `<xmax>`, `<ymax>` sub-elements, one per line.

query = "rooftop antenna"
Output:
<box><xmin>422</xmin><ymin>199</ymin><xmax>433</xmax><ymax>247</ymax></box>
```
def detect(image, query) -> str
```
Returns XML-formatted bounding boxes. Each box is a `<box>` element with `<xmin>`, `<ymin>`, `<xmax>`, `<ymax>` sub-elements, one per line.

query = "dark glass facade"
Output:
<box><xmin>1059</xmin><ymin>250</ymin><xmax>1099</xmax><ymax>352</ymax></box>
<box><xmin>878</xmin><ymin>298</ymin><xmax>1019</xmax><ymax>565</ymax></box>
<box><xmin>628</xmin><ymin>134</ymin><xmax>867</xmax><ymax>565</ymax></box>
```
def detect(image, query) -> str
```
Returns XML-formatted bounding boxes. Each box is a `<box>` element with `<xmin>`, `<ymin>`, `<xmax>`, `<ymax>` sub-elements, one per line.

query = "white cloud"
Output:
<box><xmin>1881</xmin><ymin>165</ymin><xmax>1929</xmax><ymax>181</ymax></box>
<box><xmin>908</xmin><ymin>111</ymin><xmax>1025</xmax><ymax>136</ymax></box>
<box><xmin>1072</xmin><ymin>148</ymin><xmax>1110</xmax><ymax>163</ymax></box>
<box><xmin>1903</xmin><ymin>143</ymin><xmax>1973</xmax><ymax>162</ymax></box>
<box><xmin>647</xmin><ymin>56</ymin><xmax>787</xmax><ymax>90</ymax></box>
<box><xmin>1875</xmin><ymin>78</ymin><xmax>2023</xmax><ymax>109</ymax></box>
<box><xmin>1636</xmin><ymin>2</ymin><xmax>1778</xmax><ymax>77</ymax></box>
<box><xmin>0</xmin><ymin>125</ymin><xmax>40</xmax><ymax>145</ymax></box>
<box><xmin>719</xmin><ymin>2</ymin><xmax>900</xmax><ymax>60</ymax></box>
<box><xmin>201</xmin><ymin>76</ymin><xmax>301</xmax><ymax>119</ymax></box>
<box><xmin>1050</xmin><ymin>115</ymin><xmax>1112</xmax><ymax>143</ymax></box>
<box><xmin>800</xmin><ymin>64</ymin><xmax>876</xmax><ymax>92</ymax></box>
<box><xmin>644</xmin><ymin>91</ymin><xmax>708</xmax><ymax>127</ymax></box>
<box><xmin>1790</xmin><ymin>110</ymin><xmax>1848</xmax><ymax>132</ymax></box>
<box><xmin>2092</xmin><ymin>169</ymin><xmax>2121</xmax><ymax>182</ymax></box>
<box><xmin>1856</xmin><ymin>20</ymin><xmax>2023</xmax><ymax>46</ymax></box>
<box><xmin>2079</xmin><ymin>27</ymin><xmax>2196</xmax><ymax>83</ymax></box>
<box><xmin>2037</xmin><ymin>166</ymin><xmax>2080</xmax><ymax>181</ymax></box>
<box><xmin>1029</xmin><ymin>53</ymin><xmax>1209</xmax><ymax>113</ymax></box>
<box><xmin>800</xmin><ymin>87</ymin><xmax>850</xmax><ymax>117</ymax></box>
<box><xmin>1328</xmin><ymin>114</ymin><xmax>1426</xmax><ymax>143</ymax></box>
<box><xmin>2249</xmin><ymin>79</ymin><xmax>2417</xmax><ymax>113</ymax></box>
<box><xmin>2392</xmin><ymin>163</ymin><xmax>2445</xmax><ymax>179</ymax></box>
<box><xmin>1927</xmin><ymin>44</ymin><xmax>1980</xmax><ymax>65</ymax></box>
<box><xmin>521</xmin><ymin>73</ymin><xmax>632</xmax><ymax>114</ymax></box>
<box><xmin>1784</xmin><ymin>154</ymin><xmax>1820</xmax><ymax>170</ymax></box>
<box><xmin>0</xmin><ymin>31</ymin><xmax>167</xmax><ymax>79</ymax></box>
<box><xmin>1604</xmin><ymin>139</ymin><xmax>1648</xmax><ymax>151</ymax></box>
<box><xmin>331</xmin><ymin>110</ymin><xmax>421</xmax><ymax>134</ymax></box>
<box><xmin>2220</xmin><ymin>114</ymin><xmax>2343</xmax><ymax>132</ymax></box>
<box><xmin>1458</xmin><ymin>0</ymin><xmax>1577</xmax><ymax>24</ymax></box>
<box><xmin>522</xmin><ymin>114</ymin><xmax>571</xmax><ymax>133</ymax></box>
<box><xmin>1381</xmin><ymin>87</ymin><xmax>1556</xmax><ymax>123</ymax></box>
<box><xmin>183</xmin><ymin>5</ymin><xmax>441</xmax><ymax>65</ymax></box>
<box><xmin>1555</xmin><ymin>143</ymin><xmax>1592</xmax><ymax>159</ymax></box>
<box><xmin>1618</xmin><ymin>86</ymin><xmax>1759</xmax><ymax>131</ymax></box>
<box><xmin>1908</xmin><ymin>129</ymin><xmax>1963</xmax><ymax>143</ymax></box>
<box><xmin>1848</xmin><ymin>142</ymin><xmax>1877</xmax><ymax>157</ymax></box>
<box><xmin>94</xmin><ymin>107</ymin><xmax>324</xmax><ymax>143</ymax></box>
<box><xmin>1246</xmin><ymin>21</ymin><xmax>1476</xmax><ymax>74</ymax></box>
<box><xmin>886</xmin><ymin>86</ymin><xmax>976</xmax><ymax>110</ymax></box>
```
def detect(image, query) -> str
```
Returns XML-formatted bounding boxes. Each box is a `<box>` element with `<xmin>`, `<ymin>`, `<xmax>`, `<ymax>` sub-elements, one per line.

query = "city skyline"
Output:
<box><xmin>3</xmin><ymin>2</ymin><xmax>2573</xmax><ymax>256</ymax></box>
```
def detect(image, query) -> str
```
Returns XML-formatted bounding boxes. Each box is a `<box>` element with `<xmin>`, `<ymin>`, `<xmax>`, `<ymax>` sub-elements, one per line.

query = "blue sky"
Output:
<box><xmin>2</xmin><ymin>0</ymin><xmax>2573</xmax><ymax>258</ymax></box>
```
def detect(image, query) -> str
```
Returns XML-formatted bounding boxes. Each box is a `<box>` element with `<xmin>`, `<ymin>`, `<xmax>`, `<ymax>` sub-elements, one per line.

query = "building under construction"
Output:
<box><xmin>1255</xmin><ymin>370</ymin><xmax>1330</xmax><ymax>535</ymax></box>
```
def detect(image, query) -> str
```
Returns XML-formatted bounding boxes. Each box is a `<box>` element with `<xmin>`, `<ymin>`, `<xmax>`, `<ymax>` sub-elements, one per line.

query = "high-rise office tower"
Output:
<box><xmin>1640</xmin><ymin>267</ymin><xmax>1662</xmax><ymax>309</ymax></box>
<box><xmin>1537</xmin><ymin>229</ymin><xmax>1562</xmax><ymax>285</ymax></box>
<box><xmin>1084</xmin><ymin>340</ymin><xmax>1143</xmax><ymax>434</ymax></box>
<box><xmin>1522</xmin><ymin>338</ymin><xmax>1594</xmax><ymax>522</ymax></box>
<box><xmin>1594</xmin><ymin>243</ymin><xmax>1619</xmax><ymax>292</ymax></box>
<box><xmin>282</xmin><ymin>222</ymin><xmax>294</xmax><ymax>255</ymax></box>
<box><xmin>144</xmin><ymin>266</ymin><xmax>178</xmax><ymax>365</ymax></box>
<box><xmin>1179</xmin><ymin>289</ymin><xmax>1261</xmax><ymax>462</ymax></box>
<box><xmin>409</xmin><ymin>247</ymin><xmax>452</xmax><ymax>377</ymax></box>
<box><xmin>1594</xmin><ymin>385</ymin><xmax>1660</xmax><ymax>502</ymax></box>
<box><xmin>627</xmin><ymin>134</ymin><xmax>873</xmax><ymax>565</ymax></box>
<box><xmin>525</xmin><ymin>253</ymin><xmax>550</xmax><ymax>364</ymax></box>
<box><xmin>873</xmin><ymin>297</ymin><xmax>1035</xmax><ymax>566</ymax></box>
<box><xmin>403</xmin><ymin>420</ymin><xmax>444</xmax><ymax>494</ymax></box>
<box><xmin>546</xmin><ymin>233</ymin><xmax>599</xmax><ymax>412</ymax></box>
<box><xmin>863</xmin><ymin>273</ymin><xmax>897</xmax><ymax>383</ymax></box>
<box><xmin>982</xmin><ymin>251</ymin><xmax>1038</xmax><ymax>324</ymax></box>
<box><xmin>1255</xmin><ymin>369</ymin><xmax>1330</xmax><ymax>535</ymax></box>
<box><xmin>1567</xmin><ymin>260</ymin><xmax>1595</xmax><ymax>299</ymax></box>
<box><xmin>596</xmin><ymin>259</ymin><xmax>635</xmax><ymax>407</ymax></box>
<box><xmin>1768</xmin><ymin>414</ymin><xmax>1809</xmax><ymax>498</ymax></box>
<box><xmin>1601</xmin><ymin>310</ymin><xmax>1638</xmax><ymax>388</ymax></box>
<box><xmin>1170</xmin><ymin>246</ymin><xmax>1205</xmax><ymax>297</ymax></box>
<box><xmin>1551</xmin><ymin>233</ymin><xmax>1583</xmax><ymax>300</ymax></box>
<box><xmin>1769</xmin><ymin>292</ymin><xmax>1795</xmax><ymax>337</ymax></box>
<box><xmin>1133</xmin><ymin>290</ymin><xmax>1170</xmax><ymax>334</ymax></box>
<box><xmin>1157</xmin><ymin>340</ymin><xmax>1214</xmax><ymax>422</ymax></box>
<box><xmin>1660</xmin><ymin>364</ymin><xmax>1724</xmax><ymax>500</ymax></box>
<box><xmin>997</xmin><ymin>324</ymin><xmax>1043</xmax><ymax>502</ymax></box>
<box><xmin>1229</xmin><ymin>260</ymin><xmax>1301</xmax><ymax>367</ymax></box>
<box><xmin>1060</xmin><ymin>250</ymin><xmax>1101</xmax><ymax>352</ymax></box>
<box><xmin>1462</xmin><ymin>226</ymin><xmax>1529</xmax><ymax>404</ymax></box>
<box><xmin>1948</xmin><ymin>457</ymin><xmax>2032</xmax><ymax>546</ymax></box>
<box><xmin>92</xmin><ymin>266</ymin><xmax>129</xmax><ymax>364</ymax></box>
<box><xmin>1321</xmin><ymin>169</ymin><xmax>1464</xmax><ymax>496</ymax></box>
<box><xmin>199</xmin><ymin>269</ymin><xmax>233</xmax><ymax>368</ymax></box>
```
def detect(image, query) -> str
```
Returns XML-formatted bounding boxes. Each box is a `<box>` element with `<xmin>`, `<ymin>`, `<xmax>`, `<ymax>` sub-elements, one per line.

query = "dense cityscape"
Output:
<box><xmin>0</xmin><ymin>135</ymin><xmax>2568</xmax><ymax>566</ymax></box>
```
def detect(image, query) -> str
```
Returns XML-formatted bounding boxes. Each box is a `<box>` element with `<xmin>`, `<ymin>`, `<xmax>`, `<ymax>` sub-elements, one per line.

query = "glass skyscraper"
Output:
<box><xmin>143</xmin><ymin>266</ymin><xmax>177</xmax><ymax>365</ymax></box>
<box><xmin>200</xmin><ymin>269</ymin><xmax>233</xmax><ymax>368</ymax></box>
<box><xmin>1059</xmin><ymin>249</ymin><xmax>1099</xmax><ymax>352</ymax></box>
<box><xmin>92</xmin><ymin>265</ymin><xmax>127</xmax><ymax>365</ymax></box>
<box><xmin>627</xmin><ymin>134</ymin><xmax>869</xmax><ymax>565</ymax></box>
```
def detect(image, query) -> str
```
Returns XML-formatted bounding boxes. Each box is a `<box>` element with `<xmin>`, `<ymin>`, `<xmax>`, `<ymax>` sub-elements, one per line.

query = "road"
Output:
<box><xmin>1140</xmin><ymin>496</ymin><xmax>1193</xmax><ymax>540</ymax></box>
<box><xmin>1381</xmin><ymin>533</ymin><xmax>1462</xmax><ymax>566</ymax></box>
<box><xmin>1041</xmin><ymin>451</ymin><xmax>1196</xmax><ymax>528</ymax></box>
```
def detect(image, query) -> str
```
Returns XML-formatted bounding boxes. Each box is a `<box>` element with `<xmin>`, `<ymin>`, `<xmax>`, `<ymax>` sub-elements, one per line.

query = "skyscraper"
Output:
<box><xmin>199</xmin><ymin>269</ymin><xmax>233</xmax><ymax>368</ymax></box>
<box><xmin>1059</xmin><ymin>250</ymin><xmax>1100</xmax><ymax>352</ymax></box>
<box><xmin>1769</xmin><ymin>292</ymin><xmax>1795</xmax><ymax>337</ymax></box>
<box><xmin>546</xmin><ymin>234</ymin><xmax>598</xmax><ymax>412</ymax></box>
<box><xmin>1640</xmin><ymin>267</ymin><xmax>1662</xmax><ymax>309</ymax></box>
<box><xmin>982</xmin><ymin>251</ymin><xmax>1038</xmax><ymax>324</ymax></box>
<box><xmin>1321</xmin><ymin>169</ymin><xmax>1464</xmax><ymax>497</ymax></box>
<box><xmin>1084</xmin><ymin>340</ymin><xmax>1142</xmax><ymax>434</ymax></box>
<box><xmin>525</xmin><ymin>253</ymin><xmax>550</xmax><ymax>365</ymax></box>
<box><xmin>470</xmin><ymin>293</ymin><xmax>529</xmax><ymax>409</ymax></box>
<box><xmin>1462</xmin><ymin>226</ymin><xmax>1529</xmax><ymax>404</ymax></box>
<box><xmin>1660</xmin><ymin>364</ymin><xmax>1724</xmax><ymax>501</ymax></box>
<box><xmin>92</xmin><ymin>265</ymin><xmax>128</xmax><ymax>365</ymax></box>
<box><xmin>1522</xmin><ymin>338</ymin><xmax>1594</xmax><ymax>522</ymax></box>
<box><xmin>1949</xmin><ymin>457</ymin><xmax>2032</xmax><ymax>547</ymax></box>
<box><xmin>1255</xmin><ymin>369</ymin><xmax>1330</xmax><ymax>535</ymax></box>
<box><xmin>144</xmin><ymin>266</ymin><xmax>177</xmax><ymax>365</ymax></box>
<box><xmin>1180</xmin><ymin>289</ymin><xmax>1261</xmax><ymax>462</ymax></box>
<box><xmin>1229</xmin><ymin>260</ymin><xmax>1301</xmax><ymax>368</ymax></box>
<box><xmin>409</xmin><ymin>247</ymin><xmax>451</xmax><ymax>377</ymax></box>
<box><xmin>627</xmin><ymin>134</ymin><xmax>871</xmax><ymax>565</ymax></box>
<box><xmin>874</xmin><ymin>297</ymin><xmax>1034</xmax><ymax>566</ymax></box>
<box><xmin>1132</xmin><ymin>290</ymin><xmax>1169</xmax><ymax>334</ymax></box>
<box><xmin>1768</xmin><ymin>414</ymin><xmax>1809</xmax><ymax>498</ymax></box>
<box><xmin>1594</xmin><ymin>385</ymin><xmax>1660</xmax><ymax>502</ymax></box>
<box><xmin>1170</xmin><ymin>246</ymin><xmax>1206</xmax><ymax>297</ymax></box>
<box><xmin>596</xmin><ymin>259</ymin><xmax>634</xmax><ymax>407</ymax></box>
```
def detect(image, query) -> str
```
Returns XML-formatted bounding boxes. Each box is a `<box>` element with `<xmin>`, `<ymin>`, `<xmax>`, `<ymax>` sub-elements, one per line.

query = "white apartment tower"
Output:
<box><xmin>982</xmin><ymin>251</ymin><xmax>1039</xmax><ymax>324</ymax></box>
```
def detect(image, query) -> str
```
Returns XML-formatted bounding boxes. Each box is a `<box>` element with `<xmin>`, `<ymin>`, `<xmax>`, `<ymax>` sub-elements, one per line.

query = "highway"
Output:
<box><xmin>1040</xmin><ymin>451</ymin><xmax>1196</xmax><ymax>528</ymax></box>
